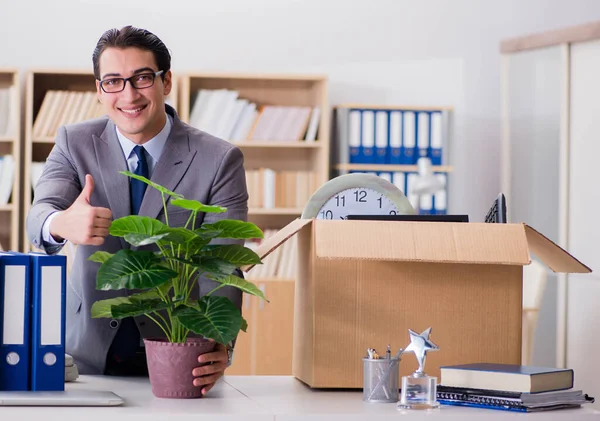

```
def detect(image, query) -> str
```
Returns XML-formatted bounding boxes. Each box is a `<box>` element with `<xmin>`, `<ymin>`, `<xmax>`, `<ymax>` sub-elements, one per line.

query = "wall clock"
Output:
<box><xmin>301</xmin><ymin>173</ymin><xmax>415</xmax><ymax>220</ymax></box>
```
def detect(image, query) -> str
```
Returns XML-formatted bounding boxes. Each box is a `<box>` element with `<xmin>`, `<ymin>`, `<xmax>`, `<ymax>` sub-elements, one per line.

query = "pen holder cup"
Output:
<box><xmin>362</xmin><ymin>357</ymin><xmax>400</xmax><ymax>403</ymax></box>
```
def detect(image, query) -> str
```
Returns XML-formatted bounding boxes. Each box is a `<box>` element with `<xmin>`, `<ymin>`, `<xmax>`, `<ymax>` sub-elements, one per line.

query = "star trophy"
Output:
<box><xmin>398</xmin><ymin>327</ymin><xmax>440</xmax><ymax>410</ymax></box>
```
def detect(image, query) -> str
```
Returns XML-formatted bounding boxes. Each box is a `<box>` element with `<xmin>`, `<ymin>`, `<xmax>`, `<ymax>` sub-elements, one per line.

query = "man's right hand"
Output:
<box><xmin>49</xmin><ymin>174</ymin><xmax>113</xmax><ymax>246</ymax></box>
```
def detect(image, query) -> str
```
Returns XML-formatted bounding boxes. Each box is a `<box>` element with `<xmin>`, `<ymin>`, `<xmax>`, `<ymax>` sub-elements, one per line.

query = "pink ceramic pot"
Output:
<box><xmin>144</xmin><ymin>337</ymin><xmax>216</xmax><ymax>398</ymax></box>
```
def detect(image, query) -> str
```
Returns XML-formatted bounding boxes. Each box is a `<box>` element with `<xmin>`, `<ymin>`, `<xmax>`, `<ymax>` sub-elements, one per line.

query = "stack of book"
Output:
<box><xmin>438</xmin><ymin>363</ymin><xmax>595</xmax><ymax>412</ymax></box>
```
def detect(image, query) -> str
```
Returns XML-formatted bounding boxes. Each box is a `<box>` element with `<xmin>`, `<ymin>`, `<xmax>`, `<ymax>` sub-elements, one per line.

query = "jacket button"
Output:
<box><xmin>109</xmin><ymin>319</ymin><xmax>119</xmax><ymax>329</ymax></box>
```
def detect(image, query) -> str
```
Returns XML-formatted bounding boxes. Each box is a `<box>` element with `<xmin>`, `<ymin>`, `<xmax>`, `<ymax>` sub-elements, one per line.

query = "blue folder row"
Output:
<box><xmin>0</xmin><ymin>252</ymin><xmax>66</xmax><ymax>391</ymax></box>
<box><xmin>336</xmin><ymin>107</ymin><xmax>449</xmax><ymax>166</ymax></box>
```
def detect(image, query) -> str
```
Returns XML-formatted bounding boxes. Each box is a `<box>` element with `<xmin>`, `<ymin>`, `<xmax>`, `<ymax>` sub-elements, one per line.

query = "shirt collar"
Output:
<box><xmin>116</xmin><ymin>113</ymin><xmax>173</xmax><ymax>162</ymax></box>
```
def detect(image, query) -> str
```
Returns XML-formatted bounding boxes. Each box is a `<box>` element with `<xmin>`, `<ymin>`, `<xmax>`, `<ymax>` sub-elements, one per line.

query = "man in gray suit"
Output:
<box><xmin>26</xmin><ymin>26</ymin><xmax>247</xmax><ymax>395</ymax></box>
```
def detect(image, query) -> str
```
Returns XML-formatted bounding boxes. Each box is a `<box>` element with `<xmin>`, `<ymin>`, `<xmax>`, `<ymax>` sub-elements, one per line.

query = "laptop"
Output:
<box><xmin>0</xmin><ymin>390</ymin><xmax>124</xmax><ymax>406</ymax></box>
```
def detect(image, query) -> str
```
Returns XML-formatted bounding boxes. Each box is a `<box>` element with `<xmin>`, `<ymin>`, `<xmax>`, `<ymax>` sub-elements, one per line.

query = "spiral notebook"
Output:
<box><xmin>437</xmin><ymin>386</ymin><xmax>594</xmax><ymax>412</ymax></box>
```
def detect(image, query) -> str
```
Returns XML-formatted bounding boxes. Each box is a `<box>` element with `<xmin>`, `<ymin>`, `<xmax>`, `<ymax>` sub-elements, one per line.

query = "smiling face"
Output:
<box><xmin>96</xmin><ymin>47</ymin><xmax>172</xmax><ymax>144</ymax></box>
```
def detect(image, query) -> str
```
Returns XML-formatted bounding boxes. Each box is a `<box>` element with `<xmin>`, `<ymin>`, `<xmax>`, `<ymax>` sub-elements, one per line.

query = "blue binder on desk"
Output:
<box><xmin>0</xmin><ymin>252</ymin><xmax>31</xmax><ymax>391</ymax></box>
<box><xmin>28</xmin><ymin>253</ymin><xmax>66</xmax><ymax>391</ymax></box>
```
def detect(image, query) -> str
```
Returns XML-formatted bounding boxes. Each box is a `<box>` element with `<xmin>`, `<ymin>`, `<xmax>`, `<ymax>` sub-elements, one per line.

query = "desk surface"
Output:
<box><xmin>3</xmin><ymin>375</ymin><xmax>599</xmax><ymax>421</ymax></box>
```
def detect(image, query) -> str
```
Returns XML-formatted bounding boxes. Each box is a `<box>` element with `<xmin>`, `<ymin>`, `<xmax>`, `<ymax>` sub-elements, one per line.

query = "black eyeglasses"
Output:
<box><xmin>98</xmin><ymin>70</ymin><xmax>164</xmax><ymax>93</ymax></box>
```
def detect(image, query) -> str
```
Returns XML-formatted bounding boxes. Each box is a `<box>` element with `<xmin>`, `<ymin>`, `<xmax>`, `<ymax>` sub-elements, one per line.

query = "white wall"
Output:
<box><xmin>3</xmin><ymin>0</ymin><xmax>600</xmax><ymax>219</ymax></box>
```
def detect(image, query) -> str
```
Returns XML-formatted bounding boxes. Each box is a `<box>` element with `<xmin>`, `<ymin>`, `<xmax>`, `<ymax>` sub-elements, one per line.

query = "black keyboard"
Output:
<box><xmin>485</xmin><ymin>193</ymin><xmax>507</xmax><ymax>223</ymax></box>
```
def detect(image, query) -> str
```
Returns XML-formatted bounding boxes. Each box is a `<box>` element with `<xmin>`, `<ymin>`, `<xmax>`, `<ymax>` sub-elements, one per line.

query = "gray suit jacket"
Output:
<box><xmin>26</xmin><ymin>105</ymin><xmax>248</xmax><ymax>374</ymax></box>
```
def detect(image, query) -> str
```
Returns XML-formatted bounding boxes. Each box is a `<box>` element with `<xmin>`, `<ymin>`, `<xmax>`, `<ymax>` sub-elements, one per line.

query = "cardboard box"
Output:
<box><xmin>245</xmin><ymin>219</ymin><xmax>591</xmax><ymax>388</ymax></box>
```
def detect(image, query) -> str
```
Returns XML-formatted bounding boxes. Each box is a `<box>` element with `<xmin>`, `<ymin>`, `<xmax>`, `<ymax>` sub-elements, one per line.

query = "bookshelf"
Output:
<box><xmin>23</xmin><ymin>69</ymin><xmax>178</xmax><ymax>251</ymax></box>
<box><xmin>178</xmin><ymin>72</ymin><xmax>330</xmax><ymax>229</ymax></box>
<box><xmin>333</xmin><ymin>104</ymin><xmax>454</xmax><ymax>215</ymax></box>
<box><xmin>0</xmin><ymin>69</ymin><xmax>20</xmax><ymax>251</ymax></box>
<box><xmin>178</xmin><ymin>72</ymin><xmax>329</xmax><ymax>375</ymax></box>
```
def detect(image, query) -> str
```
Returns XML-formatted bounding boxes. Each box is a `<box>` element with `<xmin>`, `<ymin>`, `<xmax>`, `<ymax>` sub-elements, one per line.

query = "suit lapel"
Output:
<box><xmin>94</xmin><ymin>121</ymin><xmax>131</xmax><ymax>250</ymax></box>
<box><xmin>138</xmin><ymin>116</ymin><xmax>197</xmax><ymax>219</ymax></box>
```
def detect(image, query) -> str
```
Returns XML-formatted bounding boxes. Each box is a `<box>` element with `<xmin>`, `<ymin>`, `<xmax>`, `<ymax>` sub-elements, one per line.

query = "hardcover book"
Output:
<box><xmin>440</xmin><ymin>363</ymin><xmax>574</xmax><ymax>393</ymax></box>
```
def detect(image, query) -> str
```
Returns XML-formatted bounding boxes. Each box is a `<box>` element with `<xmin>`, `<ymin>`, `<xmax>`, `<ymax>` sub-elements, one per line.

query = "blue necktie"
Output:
<box><xmin>105</xmin><ymin>145</ymin><xmax>148</xmax><ymax>371</ymax></box>
<box><xmin>131</xmin><ymin>145</ymin><xmax>148</xmax><ymax>215</ymax></box>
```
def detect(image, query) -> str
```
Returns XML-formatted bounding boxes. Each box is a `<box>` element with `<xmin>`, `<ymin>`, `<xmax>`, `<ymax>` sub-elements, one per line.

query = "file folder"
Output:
<box><xmin>374</xmin><ymin>110</ymin><xmax>388</xmax><ymax>164</ymax></box>
<box><xmin>387</xmin><ymin>111</ymin><xmax>402</xmax><ymax>165</ymax></box>
<box><xmin>402</xmin><ymin>111</ymin><xmax>416</xmax><ymax>164</ymax></box>
<box><xmin>430</xmin><ymin>112</ymin><xmax>443</xmax><ymax>165</ymax></box>
<box><xmin>29</xmin><ymin>253</ymin><xmax>66</xmax><ymax>391</ymax></box>
<box><xmin>348</xmin><ymin>109</ymin><xmax>361</xmax><ymax>163</ymax></box>
<box><xmin>0</xmin><ymin>252</ymin><xmax>31</xmax><ymax>391</ymax></box>
<box><xmin>417</xmin><ymin>111</ymin><xmax>430</xmax><ymax>159</ymax></box>
<box><xmin>361</xmin><ymin>110</ymin><xmax>375</xmax><ymax>163</ymax></box>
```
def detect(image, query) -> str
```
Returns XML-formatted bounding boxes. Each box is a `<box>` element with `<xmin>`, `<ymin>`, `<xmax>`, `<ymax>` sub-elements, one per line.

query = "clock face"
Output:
<box><xmin>317</xmin><ymin>187</ymin><xmax>400</xmax><ymax>220</ymax></box>
<box><xmin>301</xmin><ymin>172</ymin><xmax>415</xmax><ymax>219</ymax></box>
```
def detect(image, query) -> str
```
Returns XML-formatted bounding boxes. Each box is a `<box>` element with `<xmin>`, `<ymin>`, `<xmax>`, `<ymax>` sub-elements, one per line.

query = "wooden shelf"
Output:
<box><xmin>0</xmin><ymin>70</ymin><xmax>20</xmax><ymax>251</ymax></box>
<box><xmin>246</xmin><ymin>277</ymin><xmax>295</xmax><ymax>283</ymax></box>
<box><xmin>249</xmin><ymin>207</ymin><xmax>303</xmax><ymax>216</ymax></box>
<box><xmin>335</xmin><ymin>163</ymin><xmax>453</xmax><ymax>173</ymax></box>
<box><xmin>233</xmin><ymin>141</ymin><xmax>321</xmax><ymax>149</ymax></box>
<box><xmin>33</xmin><ymin>137</ymin><xmax>56</xmax><ymax>144</ymax></box>
<box><xmin>182</xmin><ymin>72</ymin><xmax>327</xmax><ymax>82</ymax></box>
<box><xmin>336</xmin><ymin>103</ymin><xmax>454</xmax><ymax>111</ymax></box>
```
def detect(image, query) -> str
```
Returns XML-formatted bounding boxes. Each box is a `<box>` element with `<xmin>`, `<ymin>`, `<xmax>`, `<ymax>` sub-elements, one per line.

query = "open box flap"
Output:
<box><xmin>242</xmin><ymin>218</ymin><xmax>312</xmax><ymax>272</ymax></box>
<box><xmin>524</xmin><ymin>224</ymin><xmax>591</xmax><ymax>273</ymax></box>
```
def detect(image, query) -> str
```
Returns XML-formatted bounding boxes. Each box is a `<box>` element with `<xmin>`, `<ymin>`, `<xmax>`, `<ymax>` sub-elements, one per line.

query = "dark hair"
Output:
<box><xmin>92</xmin><ymin>26</ymin><xmax>171</xmax><ymax>80</ymax></box>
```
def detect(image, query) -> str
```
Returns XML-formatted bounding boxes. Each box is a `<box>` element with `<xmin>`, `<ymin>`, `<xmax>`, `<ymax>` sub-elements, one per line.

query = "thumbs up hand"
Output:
<box><xmin>49</xmin><ymin>174</ymin><xmax>113</xmax><ymax>246</ymax></box>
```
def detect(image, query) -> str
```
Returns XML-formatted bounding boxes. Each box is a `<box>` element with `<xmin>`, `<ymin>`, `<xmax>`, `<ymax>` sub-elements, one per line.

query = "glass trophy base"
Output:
<box><xmin>397</xmin><ymin>373</ymin><xmax>440</xmax><ymax>410</ymax></box>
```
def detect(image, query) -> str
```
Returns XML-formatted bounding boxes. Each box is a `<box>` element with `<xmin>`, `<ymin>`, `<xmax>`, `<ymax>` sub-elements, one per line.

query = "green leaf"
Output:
<box><xmin>160</xmin><ymin>227</ymin><xmax>198</xmax><ymax>244</ymax></box>
<box><xmin>177</xmin><ymin>256</ymin><xmax>237</xmax><ymax>279</ymax></box>
<box><xmin>96</xmin><ymin>250</ymin><xmax>177</xmax><ymax>290</ymax></box>
<box><xmin>174</xmin><ymin>296</ymin><xmax>242</xmax><ymax>344</ymax></box>
<box><xmin>194</xmin><ymin>226</ymin><xmax>225</xmax><ymax>241</ymax></box>
<box><xmin>171</xmin><ymin>198</ymin><xmax>227</xmax><ymax>214</ymax></box>
<box><xmin>89</xmin><ymin>251</ymin><xmax>114</xmax><ymax>264</ymax></box>
<box><xmin>125</xmin><ymin>232</ymin><xmax>171</xmax><ymax>247</ymax></box>
<box><xmin>200</xmin><ymin>245</ymin><xmax>262</xmax><ymax>266</ymax></box>
<box><xmin>158</xmin><ymin>227</ymin><xmax>211</xmax><ymax>254</ymax></box>
<box><xmin>111</xmin><ymin>298</ymin><xmax>172</xmax><ymax>319</ymax></box>
<box><xmin>207</xmin><ymin>274</ymin><xmax>269</xmax><ymax>301</ymax></box>
<box><xmin>109</xmin><ymin>216</ymin><xmax>167</xmax><ymax>238</ymax></box>
<box><xmin>240</xmin><ymin>316</ymin><xmax>248</xmax><ymax>333</ymax></box>
<box><xmin>203</xmin><ymin>220</ymin><xmax>264</xmax><ymax>239</ymax></box>
<box><xmin>120</xmin><ymin>170</ymin><xmax>184</xmax><ymax>199</ymax></box>
<box><xmin>90</xmin><ymin>290</ymin><xmax>161</xmax><ymax>318</ymax></box>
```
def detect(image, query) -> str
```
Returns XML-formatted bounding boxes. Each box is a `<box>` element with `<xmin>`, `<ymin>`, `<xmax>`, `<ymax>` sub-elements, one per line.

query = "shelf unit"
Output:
<box><xmin>0</xmin><ymin>69</ymin><xmax>21</xmax><ymax>251</ymax></box>
<box><xmin>178</xmin><ymin>72</ymin><xmax>329</xmax><ymax>230</ymax></box>
<box><xmin>332</xmin><ymin>104</ymin><xmax>453</xmax><ymax>214</ymax></box>
<box><xmin>226</xmin><ymin>278</ymin><xmax>295</xmax><ymax>376</ymax></box>
<box><xmin>23</xmin><ymin>68</ymin><xmax>178</xmax><ymax>250</ymax></box>
<box><xmin>178</xmin><ymin>73</ymin><xmax>329</xmax><ymax>375</ymax></box>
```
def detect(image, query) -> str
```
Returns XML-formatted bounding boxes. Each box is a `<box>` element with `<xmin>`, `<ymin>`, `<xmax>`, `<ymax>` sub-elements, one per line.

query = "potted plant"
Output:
<box><xmin>89</xmin><ymin>171</ymin><xmax>266</xmax><ymax>398</ymax></box>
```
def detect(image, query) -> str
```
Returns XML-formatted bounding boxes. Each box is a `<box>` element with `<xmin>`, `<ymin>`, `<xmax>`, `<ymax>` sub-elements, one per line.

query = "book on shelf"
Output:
<box><xmin>246</xmin><ymin>169</ymin><xmax>319</xmax><ymax>209</ymax></box>
<box><xmin>188</xmin><ymin>88</ymin><xmax>319</xmax><ymax>142</ymax></box>
<box><xmin>0</xmin><ymin>155</ymin><xmax>15</xmax><ymax>205</ymax></box>
<box><xmin>32</xmin><ymin>90</ymin><xmax>104</xmax><ymax>138</ymax></box>
<box><xmin>437</xmin><ymin>385</ymin><xmax>594</xmax><ymax>412</ymax></box>
<box><xmin>0</xmin><ymin>87</ymin><xmax>16</xmax><ymax>137</ymax></box>
<box><xmin>245</xmin><ymin>229</ymin><xmax>297</xmax><ymax>281</ymax></box>
<box><xmin>440</xmin><ymin>363</ymin><xmax>574</xmax><ymax>394</ymax></box>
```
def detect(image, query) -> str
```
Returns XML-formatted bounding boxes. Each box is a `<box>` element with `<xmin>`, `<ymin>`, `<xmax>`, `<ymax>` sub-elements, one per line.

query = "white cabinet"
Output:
<box><xmin>502</xmin><ymin>22</ymin><xmax>600</xmax><ymax>405</ymax></box>
<box><xmin>567</xmin><ymin>39</ymin><xmax>600</xmax><ymax>398</ymax></box>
